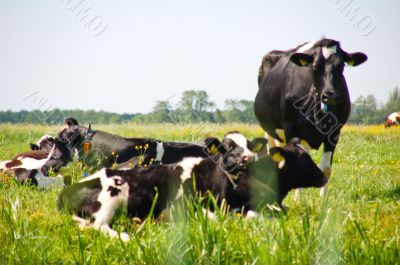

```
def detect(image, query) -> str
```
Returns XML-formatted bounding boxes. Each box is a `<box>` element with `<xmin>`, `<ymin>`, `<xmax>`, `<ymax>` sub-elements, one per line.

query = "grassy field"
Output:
<box><xmin>0</xmin><ymin>123</ymin><xmax>399</xmax><ymax>265</ymax></box>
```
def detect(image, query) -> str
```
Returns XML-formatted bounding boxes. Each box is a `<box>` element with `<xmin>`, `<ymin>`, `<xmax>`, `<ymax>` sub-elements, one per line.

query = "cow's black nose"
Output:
<box><xmin>322</xmin><ymin>91</ymin><xmax>336</xmax><ymax>103</ymax></box>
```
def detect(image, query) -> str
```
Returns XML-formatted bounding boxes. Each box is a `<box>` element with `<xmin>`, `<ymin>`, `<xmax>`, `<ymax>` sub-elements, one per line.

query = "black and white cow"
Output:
<box><xmin>57</xmin><ymin>118</ymin><xmax>267</xmax><ymax>170</ymax></box>
<box><xmin>30</xmin><ymin>135</ymin><xmax>74</xmax><ymax>174</ymax></box>
<box><xmin>57</xmin><ymin>137</ymin><xmax>326</xmax><ymax>241</ymax></box>
<box><xmin>255</xmin><ymin>39</ymin><xmax>367</xmax><ymax>197</ymax></box>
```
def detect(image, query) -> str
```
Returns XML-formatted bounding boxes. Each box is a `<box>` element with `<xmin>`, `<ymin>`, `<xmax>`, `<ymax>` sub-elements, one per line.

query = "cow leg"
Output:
<box><xmin>319</xmin><ymin>144</ymin><xmax>334</xmax><ymax>196</ymax></box>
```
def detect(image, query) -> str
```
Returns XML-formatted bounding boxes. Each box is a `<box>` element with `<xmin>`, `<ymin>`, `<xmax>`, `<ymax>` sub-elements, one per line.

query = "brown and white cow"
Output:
<box><xmin>384</xmin><ymin>112</ymin><xmax>400</xmax><ymax>128</ymax></box>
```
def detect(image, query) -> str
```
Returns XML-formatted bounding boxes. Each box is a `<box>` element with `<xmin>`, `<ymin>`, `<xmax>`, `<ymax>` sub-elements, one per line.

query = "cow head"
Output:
<box><xmin>269</xmin><ymin>138</ymin><xmax>328</xmax><ymax>190</ymax></box>
<box><xmin>30</xmin><ymin>135</ymin><xmax>55</xmax><ymax>151</ymax></box>
<box><xmin>56</xmin><ymin>117</ymin><xmax>85</xmax><ymax>150</ymax></box>
<box><xmin>205</xmin><ymin>132</ymin><xmax>268</xmax><ymax>174</ymax></box>
<box><xmin>290</xmin><ymin>39</ymin><xmax>367</xmax><ymax>105</ymax></box>
<box><xmin>30</xmin><ymin>135</ymin><xmax>73</xmax><ymax>173</ymax></box>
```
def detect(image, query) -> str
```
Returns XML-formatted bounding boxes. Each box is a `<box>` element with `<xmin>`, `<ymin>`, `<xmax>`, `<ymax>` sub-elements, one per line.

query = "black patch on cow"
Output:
<box><xmin>108</xmin><ymin>186</ymin><xmax>121</xmax><ymax>197</ymax></box>
<box><xmin>114</xmin><ymin>178</ymin><xmax>124</xmax><ymax>186</ymax></box>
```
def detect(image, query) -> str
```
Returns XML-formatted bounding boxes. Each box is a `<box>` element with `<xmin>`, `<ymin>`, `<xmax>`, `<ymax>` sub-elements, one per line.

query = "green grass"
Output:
<box><xmin>0</xmin><ymin>123</ymin><xmax>399</xmax><ymax>264</ymax></box>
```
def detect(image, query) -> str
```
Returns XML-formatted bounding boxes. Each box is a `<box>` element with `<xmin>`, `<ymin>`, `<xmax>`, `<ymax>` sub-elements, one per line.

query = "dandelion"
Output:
<box><xmin>111</xmin><ymin>151</ymin><xmax>116</xmax><ymax>156</ymax></box>
<box><xmin>139</xmin><ymin>145</ymin><xmax>143</xmax><ymax>149</ymax></box>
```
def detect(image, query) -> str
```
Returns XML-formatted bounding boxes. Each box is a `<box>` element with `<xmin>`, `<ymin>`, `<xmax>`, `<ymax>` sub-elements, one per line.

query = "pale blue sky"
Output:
<box><xmin>0</xmin><ymin>1</ymin><xmax>398</xmax><ymax>114</ymax></box>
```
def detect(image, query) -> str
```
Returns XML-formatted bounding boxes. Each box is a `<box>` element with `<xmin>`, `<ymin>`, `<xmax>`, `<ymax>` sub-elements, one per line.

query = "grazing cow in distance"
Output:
<box><xmin>255</xmin><ymin>38</ymin><xmax>367</xmax><ymax>197</ymax></box>
<box><xmin>57</xmin><ymin>137</ymin><xmax>327</xmax><ymax>241</ymax></box>
<box><xmin>384</xmin><ymin>112</ymin><xmax>400</xmax><ymax>128</ymax></box>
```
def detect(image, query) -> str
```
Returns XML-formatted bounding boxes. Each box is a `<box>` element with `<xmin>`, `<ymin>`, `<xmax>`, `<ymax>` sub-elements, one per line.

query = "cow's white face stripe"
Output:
<box><xmin>322</xmin><ymin>46</ymin><xmax>337</xmax><ymax>59</ymax></box>
<box><xmin>297</xmin><ymin>40</ymin><xmax>317</xmax><ymax>53</ymax></box>
<box><xmin>155</xmin><ymin>142</ymin><xmax>164</xmax><ymax>162</ymax></box>
<box><xmin>225</xmin><ymin>133</ymin><xmax>254</xmax><ymax>158</ymax></box>
<box><xmin>174</xmin><ymin>157</ymin><xmax>204</xmax><ymax>200</ymax></box>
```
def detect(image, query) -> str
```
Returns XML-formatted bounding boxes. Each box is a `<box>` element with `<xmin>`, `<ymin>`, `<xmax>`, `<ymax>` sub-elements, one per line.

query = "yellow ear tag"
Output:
<box><xmin>346</xmin><ymin>59</ymin><xmax>355</xmax><ymax>66</ymax></box>
<box><xmin>252</xmin><ymin>143</ymin><xmax>265</xmax><ymax>153</ymax></box>
<box><xmin>271</xmin><ymin>152</ymin><xmax>285</xmax><ymax>163</ymax></box>
<box><xmin>208</xmin><ymin>145</ymin><xmax>219</xmax><ymax>155</ymax></box>
<box><xmin>299</xmin><ymin>58</ymin><xmax>309</xmax><ymax>66</ymax></box>
<box><xmin>300</xmin><ymin>140</ymin><xmax>311</xmax><ymax>150</ymax></box>
<box><xmin>83</xmin><ymin>142</ymin><xmax>91</xmax><ymax>154</ymax></box>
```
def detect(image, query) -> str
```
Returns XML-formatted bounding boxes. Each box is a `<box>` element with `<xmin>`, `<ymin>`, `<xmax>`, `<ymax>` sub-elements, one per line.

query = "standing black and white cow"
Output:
<box><xmin>255</xmin><ymin>39</ymin><xmax>367</xmax><ymax>197</ymax></box>
<box><xmin>57</xmin><ymin>137</ymin><xmax>326</xmax><ymax>241</ymax></box>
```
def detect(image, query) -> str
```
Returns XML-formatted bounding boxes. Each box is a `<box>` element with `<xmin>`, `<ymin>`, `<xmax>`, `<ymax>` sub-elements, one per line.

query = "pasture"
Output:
<box><xmin>0</xmin><ymin>123</ymin><xmax>399</xmax><ymax>264</ymax></box>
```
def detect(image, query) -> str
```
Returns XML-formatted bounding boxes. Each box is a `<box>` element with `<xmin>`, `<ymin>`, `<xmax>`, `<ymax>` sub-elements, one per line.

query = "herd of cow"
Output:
<box><xmin>0</xmin><ymin>38</ymin><xmax>369</xmax><ymax>241</ymax></box>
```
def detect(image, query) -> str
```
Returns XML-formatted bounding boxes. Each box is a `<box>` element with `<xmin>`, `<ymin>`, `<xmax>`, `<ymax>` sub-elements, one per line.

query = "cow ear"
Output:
<box><xmin>269</xmin><ymin>147</ymin><xmax>286</xmax><ymax>169</ymax></box>
<box><xmin>204</xmin><ymin>138</ymin><xmax>224</xmax><ymax>155</ymax></box>
<box><xmin>30</xmin><ymin>143</ymin><xmax>40</xmax><ymax>150</ymax></box>
<box><xmin>249</xmin><ymin>138</ymin><xmax>268</xmax><ymax>153</ymax></box>
<box><xmin>65</xmin><ymin>117</ymin><xmax>79</xmax><ymax>127</ymax></box>
<box><xmin>290</xmin><ymin>53</ymin><xmax>314</xmax><ymax>67</ymax></box>
<box><xmin>345</xmin><ymin>52</ymin><xmax>367</xmax><ymax>66</ymax></box>
<box><xmin>269</xmin><ymin>147</ymin><xmax>286</xmax><ymax>162</ymax></box>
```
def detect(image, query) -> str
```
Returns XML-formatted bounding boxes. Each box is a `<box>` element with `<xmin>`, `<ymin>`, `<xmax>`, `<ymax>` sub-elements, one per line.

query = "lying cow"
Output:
<box><xmin>57</xmin><ymin>118</ymin><xmax>267</xmax><ymax>170</ymax></box>
<box><xmin>0</xmin><ymin>144</ymin><xmax>64</xmax><ymax>189</ymax></box>
<box><xmin>57</xmin><ymin>137</ymin><xmax>326</xmax><ymax>241</ymax></box>
<box><xmin>255</xmin><ymin>38</ymin><xmax>367</xmax><ymax>198</ymax></box>
<box><xmin>384</xmin><ymin>112</ymin><xmax>400</xmax><ymax>128</ymax></box>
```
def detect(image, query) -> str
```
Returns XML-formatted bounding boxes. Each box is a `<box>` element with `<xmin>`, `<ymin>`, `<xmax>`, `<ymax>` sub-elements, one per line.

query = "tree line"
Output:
<box><xmin>0</xmin><ymin>87</ymin><xmax>399</xmax><ymax>125</ymax></box>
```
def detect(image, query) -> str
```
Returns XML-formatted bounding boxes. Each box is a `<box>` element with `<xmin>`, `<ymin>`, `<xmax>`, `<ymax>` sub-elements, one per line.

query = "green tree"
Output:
<box><xmin>383</xmin><ymin>86</ymin><xmax>400</xmax><ymax>115</ymax></box>
<box><xmin>349</xmin><ymin>95</ymin><xmax>384</xmax><ymax>124</ymax></box>
<box><xmin>177</xmin><ymin>90</ymin><xmax>215</xmax><ymax>123</ymax></box>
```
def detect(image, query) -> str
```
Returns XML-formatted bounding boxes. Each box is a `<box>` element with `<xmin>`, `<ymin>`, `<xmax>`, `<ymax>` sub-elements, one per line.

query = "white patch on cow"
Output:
<box><xmin>79</xmin><ymin>168</ymin><xmax>108</xmax><ymax>182</ymax></box>
<box><xmin>319</xmin><ymin>151</ymin><xmax>333</xmax><ymax>178</ymax></box>
<box><xmin>245</xmin><ymin>210</ymin><xmax>258</xmax><ymax>219</ymax></box>
<box><xmin>155</xmin><ymin>142</ymin><xmax>164</xmax><ymax>162</ymax></box>
<box><xmin>92</xmin><ymin>173</ymin><xmax>130</xmax><ymax>230</ymax></box>
<box><xmin>297</xmin><ymin>40</ymin><xmax>318</xmax><ymax>53</ymax></box>
<box><xmin>10</xmin><ymin>144</ymin><xmax>56</xmax><ymax>170</ymax></box>
<box><xmin>322</xmin><ymin>45</ymin><xmax>337</xmax><ymax>59</ymax></box>
<box><xmin>36</xmin><ymin>134</ymin><xmax>52</xmax><ymax>146</ymax></box>
<box><xmin>225</xmin><ymin>133</ymin><xmax>254</xmax><ymax>158</ymax></box>
<box><xmin>0</xmin><ymin>160</ymin><xmax>11</xmax><ymax>170</ymax></box>
<box><xmin>294</xmin><ymin>189</ymin><xmax>301</xmax><ymax>202</ymax></box>
<box><xmin>174</xmin><ymin>157</ymin><xmax>204</xmax><ymax>200</ymax></box>
<box><xmin>73</xmin><ymin>149</ymin><xmax>79</xmax><ymax>162</ymax></box>
<box><xmin>388</xmin><ymin>112</ymin><xmax>400</xmax><ymax>123</ymax></box>
<box><xmin>202</xmin><ymin>208</ymin><xmax>217</xmax><ymax>220</ymax></box>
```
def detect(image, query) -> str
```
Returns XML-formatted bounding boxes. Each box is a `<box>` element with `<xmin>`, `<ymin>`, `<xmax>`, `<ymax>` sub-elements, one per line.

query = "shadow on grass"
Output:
<box><xmin>384</xmin><ymin>186</ymin><xmax>400</xmax><ymax>200</ymax></box>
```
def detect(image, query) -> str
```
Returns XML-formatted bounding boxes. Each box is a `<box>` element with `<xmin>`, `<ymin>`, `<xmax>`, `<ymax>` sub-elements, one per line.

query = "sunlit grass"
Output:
<box><xmin>0</xmin><ymin>123</ymin><xmax>399</xmax><ymax>264</ymax></box>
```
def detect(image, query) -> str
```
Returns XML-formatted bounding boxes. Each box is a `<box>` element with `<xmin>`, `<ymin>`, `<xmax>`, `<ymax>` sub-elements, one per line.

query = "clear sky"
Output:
<box><xmin>0</xmin><ymin>0</ymin><xmax>398</xmax><ymax>114</ymax></box>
